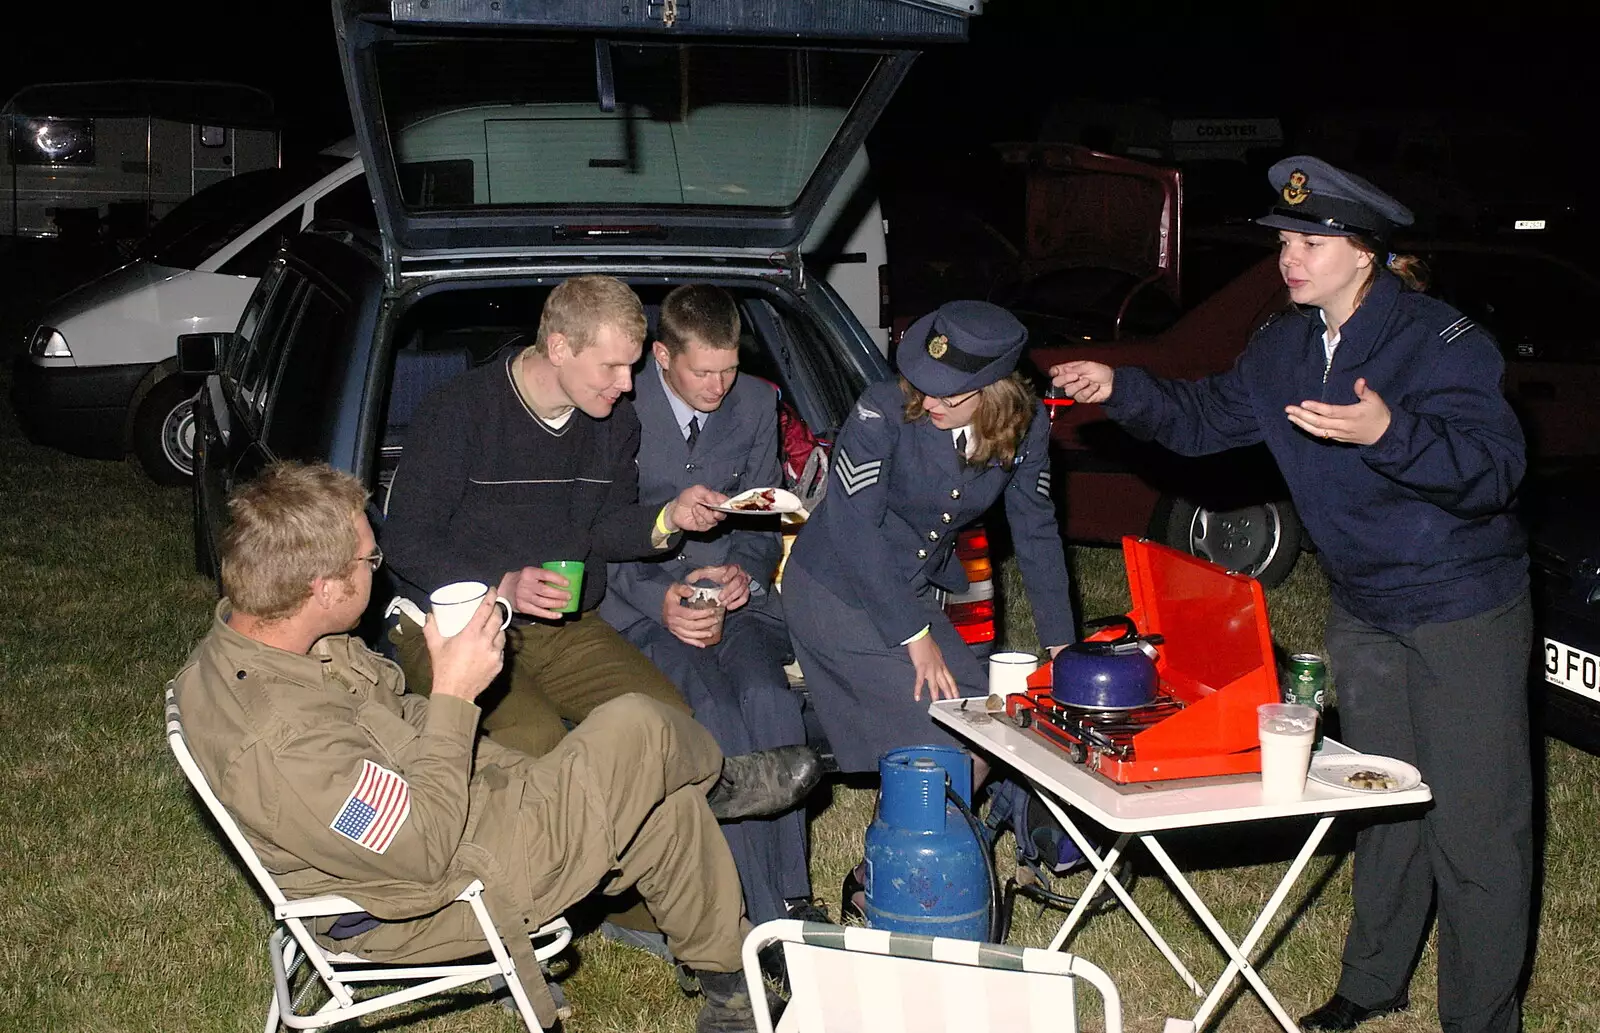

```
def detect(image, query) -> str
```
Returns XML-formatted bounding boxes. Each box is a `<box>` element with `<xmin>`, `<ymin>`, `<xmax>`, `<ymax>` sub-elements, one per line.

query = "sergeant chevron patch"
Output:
<box><xmin>835</xmin><ymin>448</ymin><xmax>883</xmax><ymax>495</ymax></box>
<box><xmin>1036</xmin><ymin>469</ymin><xmax>1052</xmax><ymax>499</ymax></box>
<box><xmin>1440</xmin><ymin>316</ymin><xmax>1476</xmax><ymax>343</ymax></box>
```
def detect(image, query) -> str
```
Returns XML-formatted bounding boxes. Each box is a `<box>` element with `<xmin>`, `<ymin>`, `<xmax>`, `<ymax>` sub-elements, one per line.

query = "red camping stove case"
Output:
<box><xmin>1007</xmin><ymin>536</ymin><xmax>1280</xmax><ymax>782</ymax></box>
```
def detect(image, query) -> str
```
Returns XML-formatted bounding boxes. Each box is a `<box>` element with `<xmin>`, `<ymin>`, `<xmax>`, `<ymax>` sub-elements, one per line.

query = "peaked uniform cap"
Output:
<box><xmin>896</xmin><ymin>300</ymin><xmax>1029</xmax><ymax>398</ymax></box>
<box><xmin>1256</xmin><ymin>155</ymin><xmax>1415</xmax><ymax>241</ymax></box>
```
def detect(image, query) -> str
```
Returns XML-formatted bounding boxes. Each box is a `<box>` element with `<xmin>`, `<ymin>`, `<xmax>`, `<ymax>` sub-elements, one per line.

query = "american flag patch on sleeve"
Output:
<box><xmin>330</xmin><ymin>759</ymin><xmax>411</xmax><ymax>854</ymax></box>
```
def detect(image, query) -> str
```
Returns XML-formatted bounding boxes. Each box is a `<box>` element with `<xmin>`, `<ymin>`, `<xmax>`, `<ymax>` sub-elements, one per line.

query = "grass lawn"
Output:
<box><xmin>1</xmin><ymin>364</ymin><xmax>1596</xmax><ymax>1032</ymax></box>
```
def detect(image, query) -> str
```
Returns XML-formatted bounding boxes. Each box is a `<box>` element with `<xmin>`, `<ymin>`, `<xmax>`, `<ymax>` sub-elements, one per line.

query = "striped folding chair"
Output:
<box><xmin>742</xmin><ymin>919</ymin><xmax>1123</xmax><ymax>1033</ymax></box>
<box><xmin>165</xmin><ymin>685</ymin><xmax>572</xmax><ymax>1032</ymax></box>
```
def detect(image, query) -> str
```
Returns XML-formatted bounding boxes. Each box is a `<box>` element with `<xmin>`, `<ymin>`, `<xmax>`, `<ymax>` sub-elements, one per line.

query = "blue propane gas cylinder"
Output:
<box><xmin>864</xmin><ymin>745</ymin><xmax>991</xmax><ymax>940</ymax></box>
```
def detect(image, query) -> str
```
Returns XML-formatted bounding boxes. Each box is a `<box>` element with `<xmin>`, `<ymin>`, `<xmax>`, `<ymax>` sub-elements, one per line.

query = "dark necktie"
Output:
<box><xmin>686</xmin><ymin>415</ymin><xmax>701</xmax><ymax>452</ymax></box>
<box><xmin>954</xmin><ymin>430</ymin><xmax>967</xmax><ymax>458</ymax></box>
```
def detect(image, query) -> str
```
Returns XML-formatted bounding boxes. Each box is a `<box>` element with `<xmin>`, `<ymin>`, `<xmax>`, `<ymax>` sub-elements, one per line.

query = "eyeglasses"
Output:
<box><xmin>928</xmin><ymin>388</ymin><xmax>981</xmax><ymax>409</ymax></box>
<box><xmin>353</xmin><ymin>546</ymin><xmax>383</xmax><ymax>573</ymax></box>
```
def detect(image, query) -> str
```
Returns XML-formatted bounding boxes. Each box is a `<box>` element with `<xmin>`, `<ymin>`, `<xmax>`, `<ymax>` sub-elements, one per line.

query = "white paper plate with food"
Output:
<box><xmin>711</xmin><ymin>487</ymin><xmax>802</xmax><ymax>515</ymax></box>
<box><xmin>1307</xmin><ymin>753</ymin><xmax>1423</xmax><ymax>794</ymax></box>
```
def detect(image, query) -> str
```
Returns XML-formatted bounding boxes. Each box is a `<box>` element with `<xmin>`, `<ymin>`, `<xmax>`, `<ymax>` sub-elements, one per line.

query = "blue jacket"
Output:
<box><xmin>599</xmin><ymin>357</ymin><xmax>785</xmax><ymax>630</ymax></box>
<box><xmin>1106</xmin><ymin>270</ymin><xmax>1527</xmax><ymax>631</ymax></box>
<box><xmin>789</xmin><ymin>379</ymin><xmax>1076</xmax><ymax>649</ymax></box>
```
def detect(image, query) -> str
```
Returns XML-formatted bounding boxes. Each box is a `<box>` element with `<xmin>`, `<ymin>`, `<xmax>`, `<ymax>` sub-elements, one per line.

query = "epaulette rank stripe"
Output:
<box><xmin>1440</xmin><ymin>316</ymin><xmax>1476</xmax><ymax>344</ymax></box>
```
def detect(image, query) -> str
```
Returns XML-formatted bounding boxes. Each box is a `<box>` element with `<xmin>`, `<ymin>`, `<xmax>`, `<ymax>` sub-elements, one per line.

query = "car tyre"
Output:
<box><xmin>133</xmin><ymin>376</ymin><xmax>199</xmax><ymax>485</ymax></box>
<box><xmin>1150</xmin><ymin>495</ymin><xmax>1302</xmax><ymax>588</ymax></box>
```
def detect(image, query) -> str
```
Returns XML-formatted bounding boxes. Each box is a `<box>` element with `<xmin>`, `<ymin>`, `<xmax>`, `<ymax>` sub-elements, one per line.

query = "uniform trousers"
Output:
<box><xmin>333</xmin><ymin>694</ymin><xmax>748</xmax><ymax>973</ymax></box>
<box><xmin>391</xmin><ymin>607</ymin><xmax>690</xmax><ymax>758</ymax></box>
<box><xmin>616</xmin><ymin>605</ymin><xmax>811</xmax><ymax>923</ymax></box>
<box><xmin>1326</xmin><ymin>590</ymin><xmax>1533</xmax><ymax>1033</ymax></box>
<box><xmin>783</xmin><ymin>562</ymin><xmax>985</xmax><ymax>774</ymax></box>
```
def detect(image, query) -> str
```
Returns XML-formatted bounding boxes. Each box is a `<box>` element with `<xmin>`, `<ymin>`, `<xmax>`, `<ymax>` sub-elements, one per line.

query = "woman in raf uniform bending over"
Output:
<box><xmin>782</xmin><ymin>299</ymin><xmax>1076</xmax><ymax>916</ymax></box>
<box><xmin>1051</xmin><ymin>157</ymin><xmax>1531</xmax><ymax>1033</ymax></box>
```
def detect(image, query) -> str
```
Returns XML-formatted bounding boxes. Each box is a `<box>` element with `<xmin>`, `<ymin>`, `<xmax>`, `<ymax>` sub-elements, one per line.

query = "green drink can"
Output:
<box><xmin>1283</xmin><ymin>652</ymin><xmax>1327</xmax><ymax>749</ymax></box>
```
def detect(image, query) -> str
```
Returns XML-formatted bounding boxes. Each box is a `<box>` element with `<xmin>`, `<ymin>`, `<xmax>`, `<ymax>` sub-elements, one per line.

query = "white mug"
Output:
<box><xmin>988</xmin><ymin>650</ymin><xmax>1040</xmax><ymax>699</ymax></box>
<box><xmin>428</xmin><ymin>580</ymin><xmax>513</xmax><ymax>638</ymax></box>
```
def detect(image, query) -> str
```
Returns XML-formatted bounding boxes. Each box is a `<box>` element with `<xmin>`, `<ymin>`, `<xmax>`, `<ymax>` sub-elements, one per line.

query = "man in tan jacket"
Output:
<box><xmin>171</xmin><ymin>461</ymin><xmax>815</xmax><ymax>1032</ymax></box>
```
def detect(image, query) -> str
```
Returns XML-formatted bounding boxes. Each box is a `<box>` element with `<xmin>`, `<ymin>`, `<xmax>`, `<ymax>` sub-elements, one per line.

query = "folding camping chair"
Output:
<box><xmin>742</xmin><ymin>920</ymin><xmax>1123</xmax><ymax>1033</ymax></box>
<box><xmin>164</xmin><ymin>686</ymin><xmax>572</xmax><ymax>1032</ymax></box>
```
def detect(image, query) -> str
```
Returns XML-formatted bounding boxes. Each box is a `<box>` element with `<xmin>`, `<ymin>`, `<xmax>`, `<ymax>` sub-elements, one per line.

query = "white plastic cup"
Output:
<box><xmin>429</xmin><ymin>580</ymin><xmax>513</xmax><ymax>638</ymax></box>
<box><xmin>1257</xmin><ymin>702</ymin><xmax>1318</xmax><ymax>803</ymax></box>
<box><xmin>988</xmin><ymin>651</ymin><xmax>1040</xmax><ymax>699</ymax></box>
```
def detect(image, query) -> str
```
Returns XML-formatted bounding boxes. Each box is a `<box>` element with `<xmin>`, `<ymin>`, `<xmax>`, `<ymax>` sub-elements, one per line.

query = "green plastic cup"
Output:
<box><xmin>540</xmin><ymin>560</ymin><xmax>585</xmax><ymax>613</ymax></box>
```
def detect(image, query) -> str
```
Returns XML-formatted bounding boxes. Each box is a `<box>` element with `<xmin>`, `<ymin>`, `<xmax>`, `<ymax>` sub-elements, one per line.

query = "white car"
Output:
<box><xmin>10</xmin><ymin>142</ymin><xmax>368</xmax><ymax>483</ymax></box>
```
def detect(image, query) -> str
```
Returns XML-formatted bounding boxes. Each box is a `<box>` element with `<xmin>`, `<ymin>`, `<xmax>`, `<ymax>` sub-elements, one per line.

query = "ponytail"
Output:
<box><xmin>1385</xmin><ymin>251</ymin><xmax>1430</xmax><ymax>292</ymax></box>
<box><xmin>1351</xmin><ymin>236</ymin><xmax>1428</xmax><ymax>308</ymax></box>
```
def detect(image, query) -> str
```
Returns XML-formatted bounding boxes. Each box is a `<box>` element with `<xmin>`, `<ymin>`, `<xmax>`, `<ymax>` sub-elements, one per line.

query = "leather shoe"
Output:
<box><xmin>840</xmin><ymin>864</ymin><xmax>867</xmax><ymax>924</ymax></box>
<box><xmin>1299</xmin><ymin>992</ymin><xmax>1409</xmax><ymax>1031</ymax></box>
<box><xmin>706</xmin><ymin>745</ymin><xmax>823</xmax><ymax>821</ymax></box>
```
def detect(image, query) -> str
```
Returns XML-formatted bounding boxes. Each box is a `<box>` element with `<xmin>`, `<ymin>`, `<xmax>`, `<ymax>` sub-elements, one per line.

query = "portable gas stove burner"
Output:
<box><xmin>1010</xmin><ymin>692</ymin><xmax>1186</xmax><ymax>765</ymax></box>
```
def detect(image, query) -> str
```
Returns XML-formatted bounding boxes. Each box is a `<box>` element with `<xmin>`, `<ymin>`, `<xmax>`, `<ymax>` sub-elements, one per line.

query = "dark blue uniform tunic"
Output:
<box><xmin>784</xmin><ymin>379</ymin><xmax>1075</xmax><ymax>773</ymax></box>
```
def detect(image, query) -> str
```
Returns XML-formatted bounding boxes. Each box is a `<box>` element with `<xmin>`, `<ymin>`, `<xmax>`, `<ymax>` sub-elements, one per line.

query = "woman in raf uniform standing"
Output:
<box><xmin>782</xmin><ymin>300</ymin><xmax>1077</xmax><ymax>911</ymax></box>
<box><xmin>1051</xmin><ymin>157</ymin><xmax>1531</xmax><ymax>1033</ymax></box>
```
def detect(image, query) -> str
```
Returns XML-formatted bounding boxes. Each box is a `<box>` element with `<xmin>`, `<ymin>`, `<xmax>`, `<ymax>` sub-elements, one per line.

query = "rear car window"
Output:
<box><xmin>373</xmin><ymin>39</ymin><xmax>881</xmax><ymax>212</ymax></box>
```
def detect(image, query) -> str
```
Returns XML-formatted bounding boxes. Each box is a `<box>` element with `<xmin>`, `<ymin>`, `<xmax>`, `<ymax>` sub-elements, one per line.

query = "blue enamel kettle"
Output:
<box><xmin>1051</xmin><ymin>615</ymin><xmax>1164</xmax><ymax>709</ymax></box>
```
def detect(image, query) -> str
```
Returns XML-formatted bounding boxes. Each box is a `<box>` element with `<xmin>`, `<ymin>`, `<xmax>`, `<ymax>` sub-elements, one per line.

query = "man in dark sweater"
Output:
<box><xmin>384</xmin><ymin>275</ymin><xmax>734</xmax><ymax>759</ymax></box>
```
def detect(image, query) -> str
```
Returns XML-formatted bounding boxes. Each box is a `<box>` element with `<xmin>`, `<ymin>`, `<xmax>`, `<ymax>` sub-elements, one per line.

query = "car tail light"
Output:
<box><xmin>947</xmin><ymin>525</ymin><xmax>997</xmax><ymax>648</ymax></box>
<box><xmin>947</xmin><ymin>598</ymin><xmax>997</xmax><ymax>644</ymax></box>
<box><xmin>956</xmin><ymin>528</ymin><xmax>989</xmax><ymax>559</ymax></box>
<box><xmin>956</xmin><ymin>528</ymin><xmax>992</xmax><ymax>581</ymax></box>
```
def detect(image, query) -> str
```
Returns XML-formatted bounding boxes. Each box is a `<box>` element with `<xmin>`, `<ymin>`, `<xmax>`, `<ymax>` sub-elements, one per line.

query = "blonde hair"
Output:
<box><xmin>900</xmin><ymin>372</ymin><xmax>1037</xmax><ymax>468</ymax></box>
<box><xmin>532</xmin><ymin>274</ymin><xmax>647</xmax><ymax>356</ymax></box>
<box><xmin>658</xmin><ymin>283</ymin><xmax>740</xmax><ymax>355</ymax></box>
<box><xmin>220</xmin><ymin>462</ymin><xmax>369</xmax><ymax>621</ymax></box>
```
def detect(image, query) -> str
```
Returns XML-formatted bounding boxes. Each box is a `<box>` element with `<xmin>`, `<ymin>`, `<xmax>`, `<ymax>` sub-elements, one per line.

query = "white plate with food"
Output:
<box><xmin>710</xmin><ymin>487</ymin><xmax>802</xmax><ymax>515</ymax></box>
<box><xmin>1307</xmin><ymin>753</ymin><xmax>1423</xmax><ymax>794</ymax></box>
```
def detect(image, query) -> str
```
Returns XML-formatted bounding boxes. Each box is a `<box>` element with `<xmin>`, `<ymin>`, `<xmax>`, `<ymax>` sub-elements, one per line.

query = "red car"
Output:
<box><xmin>964</xmin><ymin>146</ymin><xmax>1600</xmax><ymax>588</ymax></box>
<box><xmin>964</xmin><ymin>143</ymin><xmax>1304</xmax><ymax>585</ymax></box>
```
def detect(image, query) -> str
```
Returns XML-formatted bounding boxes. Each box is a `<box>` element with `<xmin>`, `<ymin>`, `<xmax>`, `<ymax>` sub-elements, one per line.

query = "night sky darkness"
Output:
<box><xmin>4</xmin><ymin>4</ymin><xmax>1590</xmax><ymax>225</ymax></box>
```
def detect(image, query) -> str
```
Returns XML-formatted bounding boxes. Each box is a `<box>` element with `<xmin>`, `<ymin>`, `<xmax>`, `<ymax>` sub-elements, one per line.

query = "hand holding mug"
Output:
<box><xmin>422</xmin><ymin>592</ymin><xmax>506</xmax><ymax>702</ymax></box>
<box><xmin>500</xmin><ymin>566</ymin><xmax>581</xmax><ymax>620</ymax></box>
<box><xmin>688</xmin><ymin>563</ymin><xmax>750</xmax><ymax>612</ymax></box>
<box><xmin>662</xmin><ymin>582</ymin><xmax>723</xmax><ymax>648</ymax></box>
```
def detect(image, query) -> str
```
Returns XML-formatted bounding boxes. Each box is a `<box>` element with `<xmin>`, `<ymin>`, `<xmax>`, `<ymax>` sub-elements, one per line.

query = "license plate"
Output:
<box><xmin>1543</xmin><ymin>637</ymin><xmax>1600</xmax><ymax>703</ymax></box>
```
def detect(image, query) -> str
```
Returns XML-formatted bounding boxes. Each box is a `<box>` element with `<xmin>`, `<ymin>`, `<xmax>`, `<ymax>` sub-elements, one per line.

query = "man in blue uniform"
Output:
<box><xmin>600</xmin><ymin>284</ymin><xmax>817</xmax><ymax>927</ymax></box>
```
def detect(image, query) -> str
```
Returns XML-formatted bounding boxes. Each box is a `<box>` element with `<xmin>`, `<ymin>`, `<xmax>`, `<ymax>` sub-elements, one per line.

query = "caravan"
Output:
<box><xmin>3</xmin><ymin>80</ymin><xmax>280</xmax><ymax>240</ymax></box>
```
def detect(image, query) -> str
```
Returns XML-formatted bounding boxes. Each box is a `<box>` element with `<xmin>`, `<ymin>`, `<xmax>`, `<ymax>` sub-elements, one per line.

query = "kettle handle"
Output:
<box><xmin>1081</xmin><ymin>614</ymin><xmax>1140</xmax><ymax>644</ymax></box>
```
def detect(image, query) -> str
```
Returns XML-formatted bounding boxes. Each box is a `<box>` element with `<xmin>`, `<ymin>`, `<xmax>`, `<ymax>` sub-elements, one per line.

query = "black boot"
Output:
<box><xmin>695</xmin><ymin>968</ymin><xmax>761</xmax><ymax>1033</ymax></box>
<box><xmin>706</xmin><ymin>746</ymin><xmax>823</xmax><ymax>821</ymax></box>
<box><xmin>1299</xmin><ymin>992</ymin><xmax>1410</xmax><ymax>1031</ymax></box>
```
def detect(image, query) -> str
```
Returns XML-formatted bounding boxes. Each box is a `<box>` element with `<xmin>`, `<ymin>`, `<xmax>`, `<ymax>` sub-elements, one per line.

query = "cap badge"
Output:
<box><xmin>1282</xmin><ymin>169</ymin><xmax>1311</xmax><ymax>206</ymax></box>
<box><xmin>927</xmin><ymin>334</ymin><xmax>950</xmax><ymax>359</ymax></box>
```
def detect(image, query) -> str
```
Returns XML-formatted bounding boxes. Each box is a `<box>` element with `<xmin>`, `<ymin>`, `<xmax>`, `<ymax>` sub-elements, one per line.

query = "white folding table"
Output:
<box><xmin>930</xmin><ymin>698</ymin><xmax>1432</xmax><ymax>1033</ymax></box>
